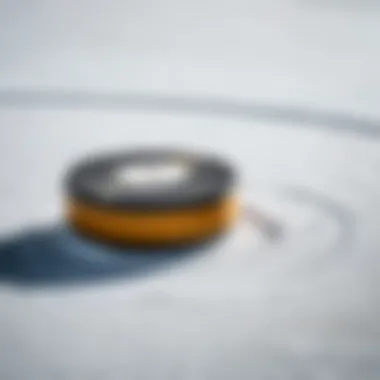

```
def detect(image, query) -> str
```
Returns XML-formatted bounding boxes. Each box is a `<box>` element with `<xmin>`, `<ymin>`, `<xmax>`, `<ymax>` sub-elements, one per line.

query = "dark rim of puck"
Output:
<box><xmin>65</xmin><ymin>147</ymin><xmax>237</xmax><ymax>211</ymax></box>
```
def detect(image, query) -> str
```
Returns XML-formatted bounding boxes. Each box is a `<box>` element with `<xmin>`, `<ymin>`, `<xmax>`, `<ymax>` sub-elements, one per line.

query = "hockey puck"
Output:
<box><xmin>65</xmin><ymin>148</ymin><xmax>240</xmax><ymax>248</ymax></box>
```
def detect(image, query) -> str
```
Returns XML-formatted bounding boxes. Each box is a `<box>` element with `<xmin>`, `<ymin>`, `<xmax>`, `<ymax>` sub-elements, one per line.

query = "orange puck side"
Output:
<box><xmin>66</xmin><ymin>195</ymin><xmax>240</xmax><ymax>247</ymax></box>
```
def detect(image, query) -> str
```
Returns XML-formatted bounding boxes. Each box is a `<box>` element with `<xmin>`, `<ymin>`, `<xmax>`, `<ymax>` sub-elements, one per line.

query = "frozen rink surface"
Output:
<box><xmin>1</xmin><ymin>1</ymin><xmax>380</xmax><ymax>379</ymax></box>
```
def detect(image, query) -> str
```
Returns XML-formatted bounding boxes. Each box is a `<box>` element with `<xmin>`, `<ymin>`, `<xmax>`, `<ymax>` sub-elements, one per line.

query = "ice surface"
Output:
<box><xmin>1</xmin><ymin>1</ymin><xmax>380</xmax><ymax>379</ymax></box>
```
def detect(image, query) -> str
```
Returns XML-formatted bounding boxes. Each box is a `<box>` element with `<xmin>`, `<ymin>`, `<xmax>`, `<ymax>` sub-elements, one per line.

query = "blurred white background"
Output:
<box><xmin>1</xmin><ymin>0</ymin><xmax>380</xmax><ymax>117</ymax></box>
<box><xmin>1</xmin><ymin>1</ymin><xmax>380</xmax><ymax>379</ymax></box>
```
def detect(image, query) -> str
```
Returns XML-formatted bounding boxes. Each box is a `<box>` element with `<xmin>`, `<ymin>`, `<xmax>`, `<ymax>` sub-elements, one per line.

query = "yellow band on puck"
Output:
<box><xmin>66</xmin><ymin>196</ymin><xmax>240</xmax><ymax>247</ymax></box>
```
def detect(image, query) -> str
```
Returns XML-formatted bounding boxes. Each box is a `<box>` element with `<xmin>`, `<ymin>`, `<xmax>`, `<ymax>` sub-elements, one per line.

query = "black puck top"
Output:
<box><xmin>65</xmin><ymin>148</ymin><xmax>236</xmax><ymax>211</ymax></box>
